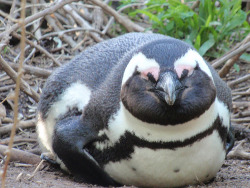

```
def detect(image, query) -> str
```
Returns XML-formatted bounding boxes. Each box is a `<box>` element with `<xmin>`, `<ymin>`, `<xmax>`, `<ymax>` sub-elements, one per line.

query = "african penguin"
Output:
<box><xmin>37</xmin><ymin>33</ymin><xmax>234</xmax><ymax>187</ymax></box>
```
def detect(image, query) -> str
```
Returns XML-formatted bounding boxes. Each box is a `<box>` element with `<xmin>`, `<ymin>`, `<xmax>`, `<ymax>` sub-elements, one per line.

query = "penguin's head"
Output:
<box><xmin>121</xmin><ymin>39</ymin><xmax>216</xmax><ymax>125</ymax></box>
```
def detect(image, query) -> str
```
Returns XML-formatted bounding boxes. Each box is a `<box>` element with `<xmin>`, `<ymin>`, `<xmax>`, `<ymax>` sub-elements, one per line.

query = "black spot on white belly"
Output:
<box><xmin>174</xmin><ymin>169</ymin><xmax>180</xmax><ymax>173</ymax></box>
<box><xmin>132</xmin><ymin>167</ymin><xmax>136</xmax><ymax>171</ymax></box>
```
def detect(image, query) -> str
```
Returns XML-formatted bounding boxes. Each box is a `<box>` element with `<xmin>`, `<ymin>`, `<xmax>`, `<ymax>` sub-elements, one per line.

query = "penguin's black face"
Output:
<box><xmin>121</xmin><ymin>48</ymin><xmax>216</xmax><ymax>125</ymax></box>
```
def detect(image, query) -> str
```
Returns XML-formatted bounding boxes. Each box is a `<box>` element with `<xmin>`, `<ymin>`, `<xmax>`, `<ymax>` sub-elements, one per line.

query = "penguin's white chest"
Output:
<box><xmin>103</xmin><ymin>130</ymin><xmax>225</xmax><ymax>187</ymax></box>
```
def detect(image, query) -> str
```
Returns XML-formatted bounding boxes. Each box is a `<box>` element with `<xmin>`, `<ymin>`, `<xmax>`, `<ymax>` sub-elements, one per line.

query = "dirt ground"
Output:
<box><xmin>2</xmin><ymin>148</ymin><xmax>250</xmax><ymax>188</ymax></box>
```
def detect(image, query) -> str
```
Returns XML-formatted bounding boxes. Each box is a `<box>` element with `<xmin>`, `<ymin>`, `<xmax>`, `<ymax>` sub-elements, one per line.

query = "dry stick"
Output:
<box><xmin>1</xmin><ymin>0</ymin><xmax>26</xmax><ymax>187</ymax></box>
<box><xmin>231</xmin><ymin>118</ymin><xmax>250</xmax><ymax>123</ymax></box>
<box><xmin>232</xmin><ymin>91</ymin><xmax>250</xmax><ymax>96</ymax></box>
<box><xmin>218</xmin><ymin>35</ymin><xmax>250</xmax><ymax>77</ymax></box>
<box><xmin>0</xmin><ymin>10</ymin><xmax>19</xmax><ymax>23</ymax></box>
<box><xmin>92</xmin><ymin>6</ymin><xmax>103</xmax><ymax>31</ymax></box>
<box><xmin>0</xmin><ymin>0</ymin><xmax>19</xmax><ymax>6</ymax></box>
<box><xmin>212</xmin><ymin>36</ymin><xmax>250</xmax><ymax>69</ymax></box>
<box><xmin>8</xmin><ymin>62</ymin><xmax>52</xmax><ymax>78</ymax></box>
<box><xmin>102</xmin><ymin>2</ymin><xmax>145</xmax><ymax>35</ymax></box>
<box><xmin>211</xmin><ymin>34</ymin><xmax>250</xmax><ymax>65</ymax></box>
<box><xmin>0</xmin><ymin>119</ymin><xmax>36</xmax><ymax>135</ymax></box>
<box><xmin>0</xmin><ymin>56</ymin><xmax>40</xmax><ymax>103</ymax></box>
<box><xmin>218</xmin><ymin>52</ymin><xmax>243</xmax><ymax>78</ymax></box>
<box><xmin>232</xmin><ymin>101</ymin><xmax>250</xmax><ymax>108</ymax></box>
<box><xmin>0</xmin><ymin>137</ymin><xmax>37</xmax><ymax>145</ymax></box>
<box><xmin>0</xmin><ymin>85</ymin><xmax>15</xmax><ymax>92</ymax></box>
<box><xmin>73</xmin><ymin>3</ymin><xmax>93</xmax><ymax>22</ymax></box>
<box><xmin>227</xmin><ymin>140</ymin><xmax>250</xmax><ymax>160</ymax></box>
<box><xmin>228</xmin><ymin>74</ymin><xmax>250</xmax><ymax>88</ymax></box>
<box><xmin>63</xmin><ymin>4</ymin><xmax>103</xmax><ymax>42</ymax></box>
<box><xmin>191</xmin><ymin>0</ymin><xmax>200</xmax><ymax>10</ymax></box>
<box><xmin>0</xmin><ymin>0</ymin><xmax>79</xmax><ymax>40</ymax></box>
<box><xmin>0</xmin><ymin>0</ymin><xmax>17</xmax><ymax>51</ymax></box>
<box><xmin>44</xmin><ymin>14</ymin><xmax>77</xmax><ymax>48</ymax></box>
<box><xmin>232</xmin><ymin>110</ymin><xmax>250</xmax><ymax>119</ymax></box>
<box><xmin>31</xmin><ymin>0</ymin><xmax>42</xmax><ymax>40</ymax></box>
<box><xmin>234</xmin><ymin>85</ymin><xmax>250</xmax><ymax>92</ymax></box>
<box><xmin>0</xmin><ymin>145</ymin><xmax>41</xmax><ymax>165</ymax></box>
<box><xmin>90</xmin><ymin>0</ymin><xmax>145</xmax><ymax>32</ymax></box>
<box><xmin>40</xmin><ymin>27</ymin><xmax>103</xmax><ymax>39</ymax></box>
<box><xmin>27</xmin><ymin>160</ymin><xmax>45</xmax><ymax>180</ymax></box>
<box><xmin>12</xmin><ymin>32</ymin><xmax>62</xmax><ymax>66</ymax></box>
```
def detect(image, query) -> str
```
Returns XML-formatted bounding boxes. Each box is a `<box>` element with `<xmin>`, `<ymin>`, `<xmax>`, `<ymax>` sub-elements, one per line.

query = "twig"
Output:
<box><xmin>27</xmin><ymin>160</ymin><xmax>45</xmax><ymax>180</ymax></box>
<box><xmin>102</xmin><ymin>2</ymin><xmax>145</xmax><ymax>35</ymax></box>
<box><xmin>231</xmin><ymin>118</ymin><xmax>250</xmax><ymax>123</ymax></box>
<box><xmin>63</xmin><ymin>4</ymin><xmax>103</xmax><ymax>42</ymax></box>
<box><xmin>7</xmin><ymin>62</ymin><xmax>52</xmax><ymax>78</ymax></box>
<box><xmin>232</xmin><ymin>110</ymin><xmax>250</xmax><ymax>118</ymax></box>
<box><xmin>227</xmin><ymin>140</ymin><xmax>250</xmax><ymax>160</ymax></box>
<box><xmin>218</xmin><ymin>35</ymin><xmax>250</xmax><ymax>77</ymax></box>
<box><xmin>90</xmin><ymin>0</ymin><xmax>145</xmax><ymax>32</ymax></box>
<box><xmin>0</xmin><ymin>56</ymin><xmax>40</xmax><ymax>103</ymax></box>
<box><xmin>0</xmin><ymin>145</ymin><xmax>41</xmax><ymax>165</ymax></box>
<box><xmin>0</xmin><ymin>137</ymin><xmax>37</xmax><ymax>145</ymax></box>
<box><xmin>44</xmin><ymin>14</ymin><xmax>77</xmax><ymax>48</ymax></box>
<box><xmin>0</xmin><ymin>85</ymin><xmax>15</xmax><ymax>92</ymax></box>
<box><xmin>233</xmin><ymin>85</ymin><xmax>250</xmax><ymax>92</ymax></box>
<box><xmin>0</xmin><ymin>119</ymin><xmax>36</xmax><ymax>136</ymax></box>
<box><xmin>212</xmin><ymin>35</ymin><xmax>250</xmax><ymax>68</ymax></box>
<box><xmin>40</xmin><ymin>27</ymin><xmax>103</xmax><ymax>39</ymax></box>
<box><xmin>0</xmin><ymin>10</ymin><xmax>19</xmax><ymax>23</ymax></box>
<box><xmin>1</xmin><ymin>0</ymin><xmax>27</xmax><ymax>187</ymax></box>
<box><xmin>191</xmin><ymin>0</ymin><xmax>200</xmax><ymax>10</ymax></box>
<box><xmin>232</xmin><ymin>101</ymin><xmax>250</xmax><ymax>108</ymax></box>
<box><xmin>228</xmin><ymin>74</ymin><xmax>250</xmax><ymax>88</ymax></box>
<box><xmin>232</xmin><ymin>91</ymin><xmax>250</xmax><ymax>96</ymax></box>
<box><xmin>31</xmin><ymin>0</ymin><xmax>42</xmax><ymax>39</ymax></box>
<box><xmin>0</xmin><ymin>0</ymin><xmax>79</xmax><ymax>40</ymax></box>
<box><xmin>12</xmin><ymin>32</ymin><xmax>62</xmax><ymax>66</ymax></box>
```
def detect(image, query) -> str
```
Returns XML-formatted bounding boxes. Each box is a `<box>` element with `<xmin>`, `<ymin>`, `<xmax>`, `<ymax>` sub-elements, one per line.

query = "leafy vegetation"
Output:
<box><xmin>120</xmin><ymin>0</ymin><xmax>250</xmax><ymax>58</ymax></box>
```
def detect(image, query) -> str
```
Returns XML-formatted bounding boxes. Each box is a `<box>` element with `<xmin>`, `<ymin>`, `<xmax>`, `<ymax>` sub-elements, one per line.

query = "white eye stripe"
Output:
<box><xmin>174</xmin><ymin>49</ymin><xmax>214</xmax><ymax>82</ymax></box>
<box><xmin>122</xmin><ymin>52</ymin><xmax>160</xmax><ymax>85</ymax></box>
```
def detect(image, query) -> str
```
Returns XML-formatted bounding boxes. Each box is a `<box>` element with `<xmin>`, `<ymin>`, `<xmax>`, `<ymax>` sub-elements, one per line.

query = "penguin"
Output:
<box><xmin>36</xmin><ymin>32</ymin><xmax>234</xmax><ymax>187</ymax></box>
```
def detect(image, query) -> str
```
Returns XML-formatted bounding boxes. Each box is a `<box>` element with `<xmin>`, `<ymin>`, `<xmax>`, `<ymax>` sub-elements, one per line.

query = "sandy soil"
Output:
<box><xmin>2</xmin><ymin>157</ymin><xmax>250</xmax><ymax>188</ymax></box>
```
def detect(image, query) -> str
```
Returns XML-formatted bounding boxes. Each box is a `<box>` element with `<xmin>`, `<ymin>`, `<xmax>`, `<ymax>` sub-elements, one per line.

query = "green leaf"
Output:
<box><xmin>209</xmin><ymin>21</ymin><xmax>222</xmax><ymax>26</ymax></box>
<box><xmin>198</xmin><ymin>36</ymin><xmax>215</xmax><ymax>56</ymax></box>
<box><xmin>233</xmin><ymin>63</ymin><xmax>240</xmax><ymax>73</ymax></box>
<box><xmin>3</xmin><ymin>46</ymin><xmax>8</xmax><ymax>54</ymax></box>
<box><xmin>240</xmin><ymin>53</ymin><xmax>250</xmax><ymax>62</ymax></box>
<box><xmin>166</xmin><ymin>21</ymin><xmax>174</xmax><ymax>31</ymax></box>
<box><xmin>194</xmin><ymin>34</ymin><xmax>201</xmax><ymax>50</ymax></box>
<box><xmin>135</xmin><ymin>10</ymin><xmax>162</xmax><ymax>25</ymax></box>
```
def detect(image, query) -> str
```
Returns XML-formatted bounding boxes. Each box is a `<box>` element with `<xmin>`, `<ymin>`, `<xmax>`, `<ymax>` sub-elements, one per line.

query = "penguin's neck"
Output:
<box><xmin>98</xmin><ymin>99</ymin><xmax>222</xmax><ymax>146</ymax></box>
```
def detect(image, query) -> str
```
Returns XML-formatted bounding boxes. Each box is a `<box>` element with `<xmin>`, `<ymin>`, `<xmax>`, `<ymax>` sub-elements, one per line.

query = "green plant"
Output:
<box><xmin>122</xmin><ymin>0</ymin><xmax>250</xmax><ymax>58</ymax></box>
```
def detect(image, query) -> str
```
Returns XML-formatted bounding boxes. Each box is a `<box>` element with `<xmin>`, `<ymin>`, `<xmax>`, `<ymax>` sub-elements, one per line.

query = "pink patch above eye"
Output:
<box><xmin>175</xmin><ymin>65</ymin><xmax>194</xmax><ymax>78</ymax></box>
<box><xmin>141</xmin><ymin>67</ymin><xmax>160</xmax><ymax>81</ymax></box>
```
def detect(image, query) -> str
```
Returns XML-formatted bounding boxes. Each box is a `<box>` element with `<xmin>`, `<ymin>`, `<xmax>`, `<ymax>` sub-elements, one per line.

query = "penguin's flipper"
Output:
<box><xmin>52</xmin><ymin>116</ymin><xmax>117</xmax><ymax>186</ymax></box>
<box><xmin>226</xmin><ymin>124</ymin><xmax>235</xmax><ymax>154</ymax></box>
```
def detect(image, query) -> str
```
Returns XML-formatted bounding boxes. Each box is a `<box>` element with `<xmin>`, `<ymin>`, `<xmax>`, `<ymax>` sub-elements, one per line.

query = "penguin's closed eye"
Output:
<box><xmin>147</xmin><ymin>72</ymin><xmax>157</xmax><ymax>83</ymax></box>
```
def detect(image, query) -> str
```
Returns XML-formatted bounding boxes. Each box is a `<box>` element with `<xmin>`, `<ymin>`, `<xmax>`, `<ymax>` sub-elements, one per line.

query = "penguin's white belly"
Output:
<box><xmin>104</xmin><ymin>130</ymin><xmax>225</xmax><ymax>187</ymax></box>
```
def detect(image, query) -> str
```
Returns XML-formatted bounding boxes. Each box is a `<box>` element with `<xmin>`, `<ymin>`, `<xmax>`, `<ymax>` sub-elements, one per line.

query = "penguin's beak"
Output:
<box><xmin>155</xmin><ymin>72</ymin><xmax>182</xmax><ymax>106</ymax></box>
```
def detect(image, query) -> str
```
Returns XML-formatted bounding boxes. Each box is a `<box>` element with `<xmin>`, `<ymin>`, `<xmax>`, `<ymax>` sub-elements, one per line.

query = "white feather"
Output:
<box><xmin>174</xmin><ymin>49</ymin><xmax>214</xmax><ymax>82</ymax></box>
<box><xmin>95</xmin><ymin>97</ymin><xmax>229</xmax><ymax>150</ymax></box>
<box><xmin>122</xmin><ymin>52</ymin><xmax>160</xmax><ymax>85</ymax></box>
<box><xmin>37</xmin><ymin>82</ymin><xmax>91</xmax><ymax>153</ymax></box>
<box><xmin>104</xmin><ymin>131</ymin><xmax>225</xmax><ymax>187</ymax></box>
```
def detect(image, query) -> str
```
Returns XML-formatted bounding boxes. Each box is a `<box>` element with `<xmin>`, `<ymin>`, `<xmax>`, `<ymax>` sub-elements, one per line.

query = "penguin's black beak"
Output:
<box><xmin>155</xmin><ymin>72</ymin><xmax>182</xmax><ymax>106</ymax></box>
